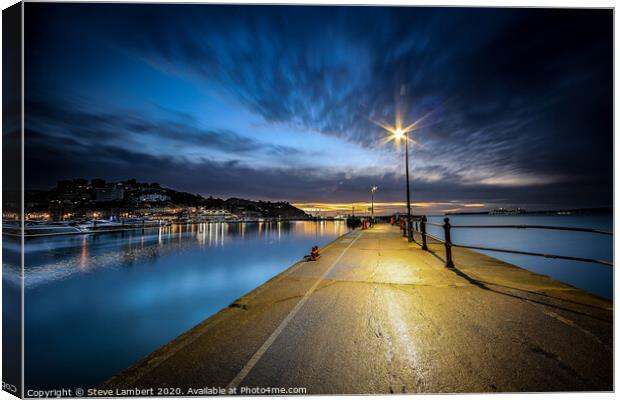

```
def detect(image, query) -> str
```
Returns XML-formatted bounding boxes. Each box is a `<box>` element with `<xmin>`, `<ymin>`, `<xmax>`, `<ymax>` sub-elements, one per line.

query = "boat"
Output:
<box><xmin>8</xmin><ymin>218</ymin><xmax>166</xmax><ymax>237</ymax></box>
<box><xmin>77</xmin><ymin>220</ymin><xmax>123</xmax><ymax>231</ymax></box>
<box><xmin>24</xmin><ymin>221</ymin><xmax>83</xmax><ymax>235</ymax></box>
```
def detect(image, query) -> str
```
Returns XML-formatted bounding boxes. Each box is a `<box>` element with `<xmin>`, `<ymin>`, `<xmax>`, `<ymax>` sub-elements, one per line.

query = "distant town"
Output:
<box><xmin>21</xmin><ymin>178</ymin><xmax>310</xmax><ymax>222</ymax></box>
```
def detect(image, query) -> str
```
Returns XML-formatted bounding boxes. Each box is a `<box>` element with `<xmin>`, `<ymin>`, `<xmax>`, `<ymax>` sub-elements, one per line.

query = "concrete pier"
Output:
<box><xmin>104</xmin><ymin>223</ymin><xmax>612</xmax><ymax>393</ymax></box>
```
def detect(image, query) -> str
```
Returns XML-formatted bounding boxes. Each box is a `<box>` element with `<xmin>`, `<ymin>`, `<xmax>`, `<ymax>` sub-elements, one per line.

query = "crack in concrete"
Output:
<box><xmin>525</xmin><ymin>300</ymin><xmax>611</xmax><ymax>351</ymax></box>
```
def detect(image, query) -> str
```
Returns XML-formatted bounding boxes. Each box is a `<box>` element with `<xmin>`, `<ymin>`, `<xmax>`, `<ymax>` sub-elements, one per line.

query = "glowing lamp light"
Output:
<box><xmin>393</xmin><ymin>128</ymin><xmax>405</xmax><ymax>140</ymax></box>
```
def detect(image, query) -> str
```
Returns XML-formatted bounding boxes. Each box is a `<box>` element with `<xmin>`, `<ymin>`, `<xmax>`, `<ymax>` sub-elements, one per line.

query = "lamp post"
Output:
<box><xmin>373</xmin><ymin>103</ymin><xmax>433</xmax><ymax>241</ymax></box>
<box><xmin>392</xmin><ymin>128</ymin><xmax>413</xmax><ymax>241</ymax></box>
<box><xmin>371</xmin><ymin>186</ymin><xmax>378</xmax><ymax>225</ymax></box>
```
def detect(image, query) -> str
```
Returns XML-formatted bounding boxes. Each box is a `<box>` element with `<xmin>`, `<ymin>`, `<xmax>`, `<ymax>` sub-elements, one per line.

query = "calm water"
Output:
<box><xmin>425</xmin><ymin>214</ymin><xmax>613</xmax><ymax>299</ymax></box>
<box><xmin>11</xmin><ymin>221</ymin><xmax>349</xmax><ymax>390</ymax></box>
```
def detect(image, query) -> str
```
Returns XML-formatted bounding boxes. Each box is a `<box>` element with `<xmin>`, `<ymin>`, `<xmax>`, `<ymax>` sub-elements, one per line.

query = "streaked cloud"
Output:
<box><xmin>24</xmin><ymin>4</ymin><xmax>612</xmax><ymax>210</ymax></box>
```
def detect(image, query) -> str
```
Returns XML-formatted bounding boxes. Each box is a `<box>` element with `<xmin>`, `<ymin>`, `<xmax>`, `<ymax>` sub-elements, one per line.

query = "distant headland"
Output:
<box><xmin>21</xmin><ymin>178</ymin><xmax>309</xmax><ymax>221</ymax></box>
<box><xmin>445</xmin><ymin>207</ymin><xmax>612</xmax><ymax>216</ymax></box>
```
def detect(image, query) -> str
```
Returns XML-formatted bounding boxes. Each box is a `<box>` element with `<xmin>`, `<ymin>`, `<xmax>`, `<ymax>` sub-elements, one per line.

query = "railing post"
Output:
<box><xmin>407</xmin><ymin>218</ymin><xmax>413</xmax><ymax>242</ymax></box>
<box><xmin>421</xmin><ymin>216</ymin><xmax>428</xmax><ymax>250</ymax></box>
<box><xmin>443</xmin><ymin>217</ymin><xmax>455</xmax><ymax>268</ymax></box>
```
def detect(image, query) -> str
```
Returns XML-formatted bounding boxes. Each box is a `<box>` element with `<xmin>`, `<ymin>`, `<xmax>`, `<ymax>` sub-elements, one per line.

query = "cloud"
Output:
<box><xmin>24</xmin><ymin>125</ymin><xmax>612</xmax><ymax>210</ymax></box>
<box><xmin>26</xmin><ymin>98</ymin><xmax>301</xmax><ymax>162</ymax></box>
<box><xmin>114</xmin><ymin>7</ymin><xmax>611</xmax><ymax>190</ymax></box>
<box><xmin>23</xmin><ymin>5</ymin><xmax>613</xmax><ymax>209</ymax></box>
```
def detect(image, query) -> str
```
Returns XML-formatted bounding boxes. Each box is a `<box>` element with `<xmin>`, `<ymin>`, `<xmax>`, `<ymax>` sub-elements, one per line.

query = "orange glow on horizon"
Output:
<box><xmin>293</xmin><ymin>201</ymin><xmax>489</xmax><ymax>215</ymax></box>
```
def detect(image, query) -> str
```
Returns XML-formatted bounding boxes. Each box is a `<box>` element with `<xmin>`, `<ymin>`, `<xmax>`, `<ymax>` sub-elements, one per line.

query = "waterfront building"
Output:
<box><xmin>138</xmin><ymin>193</ymin><xmax>170</xmax><ymax>203</ymax></box>
<box><xmin>48</xmin><ymin>199</ymin><xmax>74</xmax><ymax>220</ymax></box>
<box><xmin>95</xmin><ymin>187</ymin><xmax>125</xmax><ymax>202</ymax></box>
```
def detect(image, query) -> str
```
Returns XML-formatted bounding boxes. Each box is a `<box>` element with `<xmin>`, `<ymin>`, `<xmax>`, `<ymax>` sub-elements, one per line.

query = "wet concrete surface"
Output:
<box><xmin>104</xmin><ymin>224</ymin><xmax>612</xmax><ymax>394</ymax></box>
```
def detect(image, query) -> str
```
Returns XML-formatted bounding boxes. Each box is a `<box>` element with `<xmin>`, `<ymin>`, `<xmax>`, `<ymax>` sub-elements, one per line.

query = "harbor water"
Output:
<box><xmin>425</xmin><ymin>214</ymin><xmax>613</xmax><ymax>300</ymax></box>
<box><xmin>8</xmin><ymin>221</ymin><xmax>349</xmax><ymax>390</ymax></box>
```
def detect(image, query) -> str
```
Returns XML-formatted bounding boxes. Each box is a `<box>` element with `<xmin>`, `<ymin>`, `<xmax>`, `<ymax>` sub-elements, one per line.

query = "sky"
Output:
<box><xmin>24</xmin><ymin>4</ymin><xmax>612</xmax><ymax>214</ymax></box>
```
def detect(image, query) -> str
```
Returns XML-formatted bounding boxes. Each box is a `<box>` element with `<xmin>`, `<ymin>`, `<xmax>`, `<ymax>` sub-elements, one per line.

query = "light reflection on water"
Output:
<box><xmin>18</xmin><ymin>221</ymin><xmax>349</xmax><ymax>390</ymax></box>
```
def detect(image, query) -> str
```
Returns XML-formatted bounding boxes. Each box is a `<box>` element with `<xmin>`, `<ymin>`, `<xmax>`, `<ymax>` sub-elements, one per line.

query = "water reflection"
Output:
<box><xmin>20</xmin><ymin>221</ymin><xmax>348</xmax><ymax>289</ymax></box>
<box><xmin>2</xmin><ymin>244</ymin><xmax>21</xmax><ymax>395</ymax></box>
<box><xmin>79</xmin><ymin>237</ymin><xmax>88</xmax><ymax>271</ymax></box>
<box><xmin>22</xmin><ymin>221</ymin><xmax>349</xmax><ymax>389</ymax></box>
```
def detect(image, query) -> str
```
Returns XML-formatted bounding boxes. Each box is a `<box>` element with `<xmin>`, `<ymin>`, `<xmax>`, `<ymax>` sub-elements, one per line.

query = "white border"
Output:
<box><xmin>0</xmin><ymin>2</ymin><xmax>616</xmax><ymax>400</ymax></box>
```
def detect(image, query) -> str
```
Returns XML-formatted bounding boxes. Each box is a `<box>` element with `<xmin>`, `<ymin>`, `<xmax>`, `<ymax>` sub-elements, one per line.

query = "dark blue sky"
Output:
<box><xmin>24</xmin><ymin>4</ymin><xmax>612</xmax><ymax>213</ymax></box>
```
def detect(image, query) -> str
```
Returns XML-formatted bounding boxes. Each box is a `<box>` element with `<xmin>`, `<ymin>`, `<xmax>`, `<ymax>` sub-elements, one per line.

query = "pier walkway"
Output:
<box><xmin>104</xmin><ymin>224</ymin><xmax>612</xmax><ymax>393</ymax></box>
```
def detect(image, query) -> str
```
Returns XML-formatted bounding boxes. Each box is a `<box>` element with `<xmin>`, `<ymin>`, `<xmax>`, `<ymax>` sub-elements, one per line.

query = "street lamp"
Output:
<box><xmin>400</xmin><ymin>130</ymin><xmax>412</xmax><ymax>241</ymax></box>
<box><xmin>374</xmin><ymin>121</ymin><xmax>416</xmax><ymax>241</ymax></box>
<box><xmin>370</xmin><ymin>186</ymin><xmax>378</xmax><ymax>225</ymax></box>
<box><xmin>372</xmin><ymin>99</ymin><xmax>438</xmax><ymax>240</ymax></box>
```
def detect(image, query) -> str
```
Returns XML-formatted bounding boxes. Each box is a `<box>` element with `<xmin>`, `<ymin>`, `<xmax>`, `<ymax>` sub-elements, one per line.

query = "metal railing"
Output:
<box><xmin>401</xmin><ymin>216</ymin><xmax>612</xmax><ymax>268</ymax></box>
